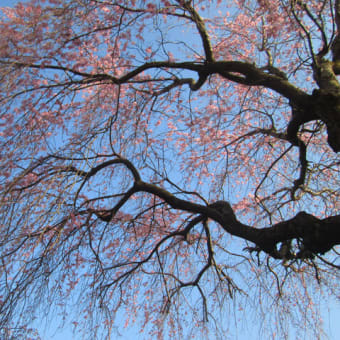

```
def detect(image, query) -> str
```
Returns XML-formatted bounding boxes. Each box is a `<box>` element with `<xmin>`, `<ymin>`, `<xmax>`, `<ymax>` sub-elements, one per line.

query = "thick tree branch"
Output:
<box><xmin>206</xmin><ymin>61</ymin><xmax>310</xmax><ymax>106</ymax></box>
<box><xmin>131</xmin><ymin>180</ymin><xmax>340</xmax><ymax>259</ymax></box>
<box><xmin>3</xmin><ymin>59</ymin><xmax>310</xmax><ymax>106</ymax></box>
<box><xmin>332</xmin><ymin>0</ymin><xmax>340</xmax><ymax>69</ymax></box>
<box><xmin>178</xmin><ymin>0</ymin><xmax>214</xmax><ymax>62</ymax></box>
<box><xmin>58</xmin><ymin>155</ymin><xmax>340</xmax><ymax>260</ymax></box>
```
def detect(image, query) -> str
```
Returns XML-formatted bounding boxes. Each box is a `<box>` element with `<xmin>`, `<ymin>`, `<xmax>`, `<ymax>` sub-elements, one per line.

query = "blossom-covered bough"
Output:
<box><xmin>0</xmin><ymin>0</ymin><xmax>339</xmax><ymax>338</ymax></box>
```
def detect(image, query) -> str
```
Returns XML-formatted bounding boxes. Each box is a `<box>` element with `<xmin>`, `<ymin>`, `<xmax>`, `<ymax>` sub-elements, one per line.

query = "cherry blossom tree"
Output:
<box><xmin>0</xmin><ymin>0</ymin><xmax>339</xmax><ymax>338</ymax></box>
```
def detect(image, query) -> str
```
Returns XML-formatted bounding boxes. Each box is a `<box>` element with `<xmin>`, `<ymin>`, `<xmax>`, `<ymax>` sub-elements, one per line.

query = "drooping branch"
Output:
<box><xmin>177</xmin><ymin>0</ymin><xmax>214</xmax><ymax>62</ymax></box>
<box><xmin>47</xmin><ymin>152</ymin><xmax>339</xmax><ymax>261</ymax></box>
<box><xmin>134</xmin><ymin>179</ymin><xmax>340</xmax><ymax>259</ymax></box>
<box><xmin>84</xmin><ymin>156</ymin><xmax>339</xmax><ymax>259</ymax></box>
<box><xmin>3</xmin><ymin>57</ymin><xmax>310</xmax><ymax>106</ymax></box>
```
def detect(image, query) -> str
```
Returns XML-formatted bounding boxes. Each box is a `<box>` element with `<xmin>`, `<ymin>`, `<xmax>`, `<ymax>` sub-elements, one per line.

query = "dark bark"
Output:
<box><xmin>4</xmin><ymin>0</ymin><xmax>340</xmax><ymax>263</ymax></box>
<box><xmin>91</xmin><ymin>177</ymin><xmax>340</xmax><ymax>260</ymax></box>
<box><xmin>138</xmin><ymin>180</ymin><xmax>340</xmax><ymax>259</ymax></box>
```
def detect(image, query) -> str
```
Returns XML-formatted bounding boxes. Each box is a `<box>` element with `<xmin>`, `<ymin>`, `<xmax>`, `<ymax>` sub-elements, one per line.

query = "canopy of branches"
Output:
<box><xmin>0</xmin><ymin>0</ymin><xmax>339</xmax><ymax>339</ymax></box>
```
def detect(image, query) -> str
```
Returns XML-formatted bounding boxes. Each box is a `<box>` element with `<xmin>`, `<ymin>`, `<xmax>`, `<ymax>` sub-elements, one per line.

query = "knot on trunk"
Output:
<box><xmin>209</xmin><ymin>200</ymin><xmax>237</xmax><ymax>224</ymax></box>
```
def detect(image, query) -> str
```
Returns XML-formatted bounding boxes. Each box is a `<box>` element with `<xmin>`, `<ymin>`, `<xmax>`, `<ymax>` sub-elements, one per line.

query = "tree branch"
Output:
<box><xmin>131</xmin><ymin>181</ymin><xmax>340</xmax><ymax>259</ymax></box>
<box><xmin>179</xmin><ymin>0</ymin><xmax>214</xmax><ymax>62</ymax></box>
